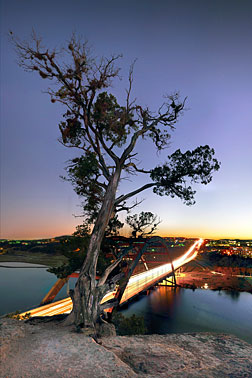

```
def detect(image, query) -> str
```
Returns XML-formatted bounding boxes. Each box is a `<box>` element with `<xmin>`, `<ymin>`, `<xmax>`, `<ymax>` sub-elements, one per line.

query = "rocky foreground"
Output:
<box><xmin>1</xmin><ymin>318</ymin><xmax>252</xmax><ymax>377</ymax></box>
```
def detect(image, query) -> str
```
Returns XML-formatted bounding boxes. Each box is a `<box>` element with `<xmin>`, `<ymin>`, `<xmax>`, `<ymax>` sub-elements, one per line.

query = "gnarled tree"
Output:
<box><xmin>12</xmin><ymin>32</ymin><xmax>220</xmax><ymax>330</ymax></box>
<box><xmin>126</xmin><ymin>211</ymin><xmax>161</xmax><ymax>238</ymax></box>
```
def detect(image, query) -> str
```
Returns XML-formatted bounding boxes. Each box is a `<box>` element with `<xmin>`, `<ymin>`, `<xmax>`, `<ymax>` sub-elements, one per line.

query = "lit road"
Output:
<box><xmin>119</xmin><ymin>238</ymin><xmax>203</xmax><ymax>303</ymax></box>
<box><xmin>19</xmin><ymin>239</ymin><xmax>203</xmax><ymax>318</ymax></box>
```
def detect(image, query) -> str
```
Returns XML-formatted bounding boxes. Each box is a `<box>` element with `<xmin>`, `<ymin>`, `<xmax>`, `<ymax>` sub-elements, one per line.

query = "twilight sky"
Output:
<box><xmin>0</xmin><ymin>0</ymin><xmax>252</xmax><ymax>240</ymax></box>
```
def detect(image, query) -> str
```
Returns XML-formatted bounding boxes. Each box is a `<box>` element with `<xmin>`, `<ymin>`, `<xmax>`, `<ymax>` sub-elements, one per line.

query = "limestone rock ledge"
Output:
<box><xmin>1</xmin><ymin>318</ymin><xmax>252</xmax><ymax>377</ymax></box>
<box><xmin>102</xmin><ymin>334</ymin><xmax>252</xmax><ymax>377</ymax></box>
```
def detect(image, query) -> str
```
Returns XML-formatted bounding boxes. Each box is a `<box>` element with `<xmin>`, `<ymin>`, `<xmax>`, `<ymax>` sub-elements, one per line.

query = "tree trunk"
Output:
<box><xmin>68</xmin><ymin>168</ymin><xmax>121</xmax><ymax>329</ymax></box>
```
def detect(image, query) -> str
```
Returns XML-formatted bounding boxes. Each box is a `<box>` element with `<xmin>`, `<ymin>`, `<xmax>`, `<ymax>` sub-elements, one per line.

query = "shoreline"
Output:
<box><xmin>0</xmin><ymin>252</ymin><xmax>67</xmax><ymax>267</ymax></box>
<box><xmin>1</xmin><ymin>255</ymin><xmax>252</xmax><ymax>294</ymax></box>
<box><xmin>176</xmin><ymin>269</ymin><xmax>252</xmax><ymax>293</ymax></box>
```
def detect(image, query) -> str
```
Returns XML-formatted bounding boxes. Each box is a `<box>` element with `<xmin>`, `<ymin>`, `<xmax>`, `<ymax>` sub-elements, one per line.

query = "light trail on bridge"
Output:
<box><xmin>19</xmin><ymin>239</ymin><xmax>203</xmax><ymax>318</ymax></box>
<box><xmin>119</xmin><ymin>238</ymin><xmax>202</xmax><ymax>303</ymax></box>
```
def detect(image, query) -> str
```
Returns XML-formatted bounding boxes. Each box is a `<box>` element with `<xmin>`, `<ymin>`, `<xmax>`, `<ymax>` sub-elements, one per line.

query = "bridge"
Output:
<box><xmin>19</xmin><ymin>238</ymin><xmax>203</xmax><ymax>318</ymax></box>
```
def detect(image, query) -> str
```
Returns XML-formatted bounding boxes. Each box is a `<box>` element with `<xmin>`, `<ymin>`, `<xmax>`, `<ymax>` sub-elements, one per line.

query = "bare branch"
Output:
<box><xmin>81</xmin><ymin>119</ymin><xmax>111</xmax><ymax>181</ymax></box>
<box><xmin>126</xmin><ymin>59</ymin><xmax>137</xmax><ymax>112</ymax></box>
<box><xmin>115</xmin><ymin>198</ymin><xmax>144</xmax><ymax>213</ymax></box>
<box><xmin>98</xmin><ymin>245</ymin><xmax>134</xmax><ymax>286</ymax></box>
<box><xmin>115</xmin><ymin>182</ymin><xmax>156</xmax><ymax>206</ymax></box>
<box><xmin>123</xmin><ymin>162</ymin><xmax>151</xmax><ymax>174</ymax></box>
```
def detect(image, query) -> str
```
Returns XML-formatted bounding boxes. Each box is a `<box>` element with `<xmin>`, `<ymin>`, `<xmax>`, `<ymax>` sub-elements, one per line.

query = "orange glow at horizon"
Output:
<box><xmin>154</xmin><ymin>224</ymin><xmax>252</xmax><ymax>240</ymax></box>
<box><xmin>2</xmin><ymin>225</ymin><xmax>251</xmax><ymax>241</ymax></box>
<box><xmin>1</xmin><ymin>209</ymin><xmax>251</xmax><ymax>241</ymax></box>
<box><xmin>0</xmin><ymin>221</ymin><xmax>80</xmax><ymax>240</ymax></box>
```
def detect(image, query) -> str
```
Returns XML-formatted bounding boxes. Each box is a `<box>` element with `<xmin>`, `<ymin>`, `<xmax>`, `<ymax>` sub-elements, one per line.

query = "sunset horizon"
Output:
<box><xmin>2</xmin><ymin>228</ymin><xmax>251</xmax><ymax>241</ymax></box>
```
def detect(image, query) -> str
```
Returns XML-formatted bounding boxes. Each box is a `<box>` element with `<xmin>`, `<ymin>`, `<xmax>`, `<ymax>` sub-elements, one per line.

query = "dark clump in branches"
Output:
<box><xmin>126</xmin><ymin>211</ymin><xmax>161</xmax><ymax>238</ymax></box>
<box><xmin>12</xmin><ymin>31</ymin><xmax>220</xmax><ymax>329</ymax></box>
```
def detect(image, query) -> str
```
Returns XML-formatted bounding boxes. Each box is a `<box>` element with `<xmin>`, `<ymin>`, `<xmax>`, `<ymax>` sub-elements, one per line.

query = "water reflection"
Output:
<box><xmin>148</xmin><ymin>287</ymin><xmax>180</xmax><ymax>320</ymax></box>
<box><xmin>0</xmin><ymin>263</ymin><xmax>76</xmax><ymax>316</ymax></box>
<box><xmin>121</xmin><ymin>286</ymin><xmax>252</xmax><ymax>344</ymax></box>
<box><xmin>222</xmin><ymin>290</ymin><xmax>240</xmax><ymax>301</ymax></box>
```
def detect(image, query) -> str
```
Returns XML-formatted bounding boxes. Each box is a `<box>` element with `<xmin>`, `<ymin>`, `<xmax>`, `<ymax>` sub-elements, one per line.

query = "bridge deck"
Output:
<box><xmin>19</xmin><ymin>239</ymin><xmax>202</xmax><ymax>318</ymax></box>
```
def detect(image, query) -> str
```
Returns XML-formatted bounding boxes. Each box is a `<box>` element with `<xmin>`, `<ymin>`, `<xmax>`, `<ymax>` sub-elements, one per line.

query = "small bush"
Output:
<box><xmin>5</xmin><ymin>310</ymin><xmax>21</xmax><ymax>319</ymax></box>
<box><xmin>112</xmin><ymin>311</ymin><xmax>146</xmax><ymax>335</ymax></box>
<box><xmin>5</xmin><ymin>310</ymin><xmax>31</xmax><ymax>320</ymax></box>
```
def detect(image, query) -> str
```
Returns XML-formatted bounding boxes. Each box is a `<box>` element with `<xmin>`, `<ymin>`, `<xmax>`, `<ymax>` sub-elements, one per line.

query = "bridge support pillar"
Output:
<box><xmin>40</xmin><ymin>277</ymin><xmax>69</xmax><ymax>305</ymax></box>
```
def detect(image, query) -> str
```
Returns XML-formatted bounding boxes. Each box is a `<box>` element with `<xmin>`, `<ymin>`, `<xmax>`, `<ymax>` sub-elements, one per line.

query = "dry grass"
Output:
<box><xmin>0</xmin><ymin>250</ymin><xmax>67</xmax><ymax>267</ymax></box>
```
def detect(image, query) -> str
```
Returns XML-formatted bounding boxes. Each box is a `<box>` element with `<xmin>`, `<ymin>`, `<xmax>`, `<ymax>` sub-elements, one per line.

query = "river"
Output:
<box><xmin>1</xmin><ymin>262</ymin><xmax>251</xmax><ymax>344</ymax></box>
<box><xmin>0</xmin><ymin>262</ymin><xmax>73</xmax><ymax>315</ymax></box>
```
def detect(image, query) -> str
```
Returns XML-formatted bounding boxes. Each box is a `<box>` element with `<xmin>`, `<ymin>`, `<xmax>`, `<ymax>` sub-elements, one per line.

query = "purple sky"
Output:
<box><xmin>1</xmin><ymin>0</ymin><xmax>252</xmax><ymax>239</ymax></box>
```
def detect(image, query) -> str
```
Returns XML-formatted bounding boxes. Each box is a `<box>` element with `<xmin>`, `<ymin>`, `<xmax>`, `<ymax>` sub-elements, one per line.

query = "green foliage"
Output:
<box><xmin>5</xmin><ymin>310</ymin><xmax>31</xmax><ymax>320</ymax></box>
<box><xmin>93</xmin><ymin>92</ymin><xmax>135</xmax><ymax>147</ymax></box>
<box><xmin>151</xmin><ymin>145</ymin><xmax>220</xmax><ymax>205</ymax></box>
<box><xmin>48</xmin><ymin>248</ymin><xmax>85</xmax><ymax>278</ymax></box>
<box><xmin>105</xmin><ymin>214</ymin><xmax>124</xmax><ymax>237</ymax></box>
<box><xmin>73</xmin><ymin>223</ymin><xmax>91</xmax><ymax>238</ymax></box>
<box><xmin>63</xmin><ymin>152</ymin><xmax>104</xmax><ymax>222</ymax></box>
<box><xmin>68</xmin><ymin>153</ymin><xmax>100</xmax><ymax>189</ymax></box>
<box><xmin>112</xmin><ymin>311</ymin><xmax>146</xmax><ymax>335</ymax></box>
<box><xmin>48</xmin><ymin>224</ymin><xmax>90</xmax><ymax>278</ymax></box>
<box><xmin>5</xmin><ymin>310</ymin><xmax>21</xmax><ymax>319</ymax></box>
<box><xmin>48</xmin><ymin>223</ymin><xmax>113</xmax><ymax>278</ymax></box>
<box><xmin>59</xmin><ymin>116</ymin><xmax>84</xmax><ymax>146</ymax></box>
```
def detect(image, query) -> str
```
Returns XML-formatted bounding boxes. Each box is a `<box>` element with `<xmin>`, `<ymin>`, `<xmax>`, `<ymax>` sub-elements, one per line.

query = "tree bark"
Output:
<box><xmin>68</xmin><ymin>168</ymin><xmax>121</xmax><ymax>329</ymax></box>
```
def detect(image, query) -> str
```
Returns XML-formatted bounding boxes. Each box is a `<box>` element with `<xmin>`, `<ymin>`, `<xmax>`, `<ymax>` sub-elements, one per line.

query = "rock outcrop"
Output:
<box><xmin>1</xmin><ymin>318</ymin><xmax>251</xmax><ymax>377</ymax></box>
<box><xmin>102</xmin><ymin>334</ymin><xmax>252</xmax><ymax>377</ymax></box>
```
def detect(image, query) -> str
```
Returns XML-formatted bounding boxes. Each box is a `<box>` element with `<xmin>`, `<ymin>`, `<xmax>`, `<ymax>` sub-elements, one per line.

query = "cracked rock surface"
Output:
<box><xmin>1</xmin><ymin>319</ymin><xmax>252</xmax><ymax>377</ymax></box>
<box><xmin>102</xmin><ymin>334</ymin><xmax>252</xmax><ymax>377</ymax></box>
